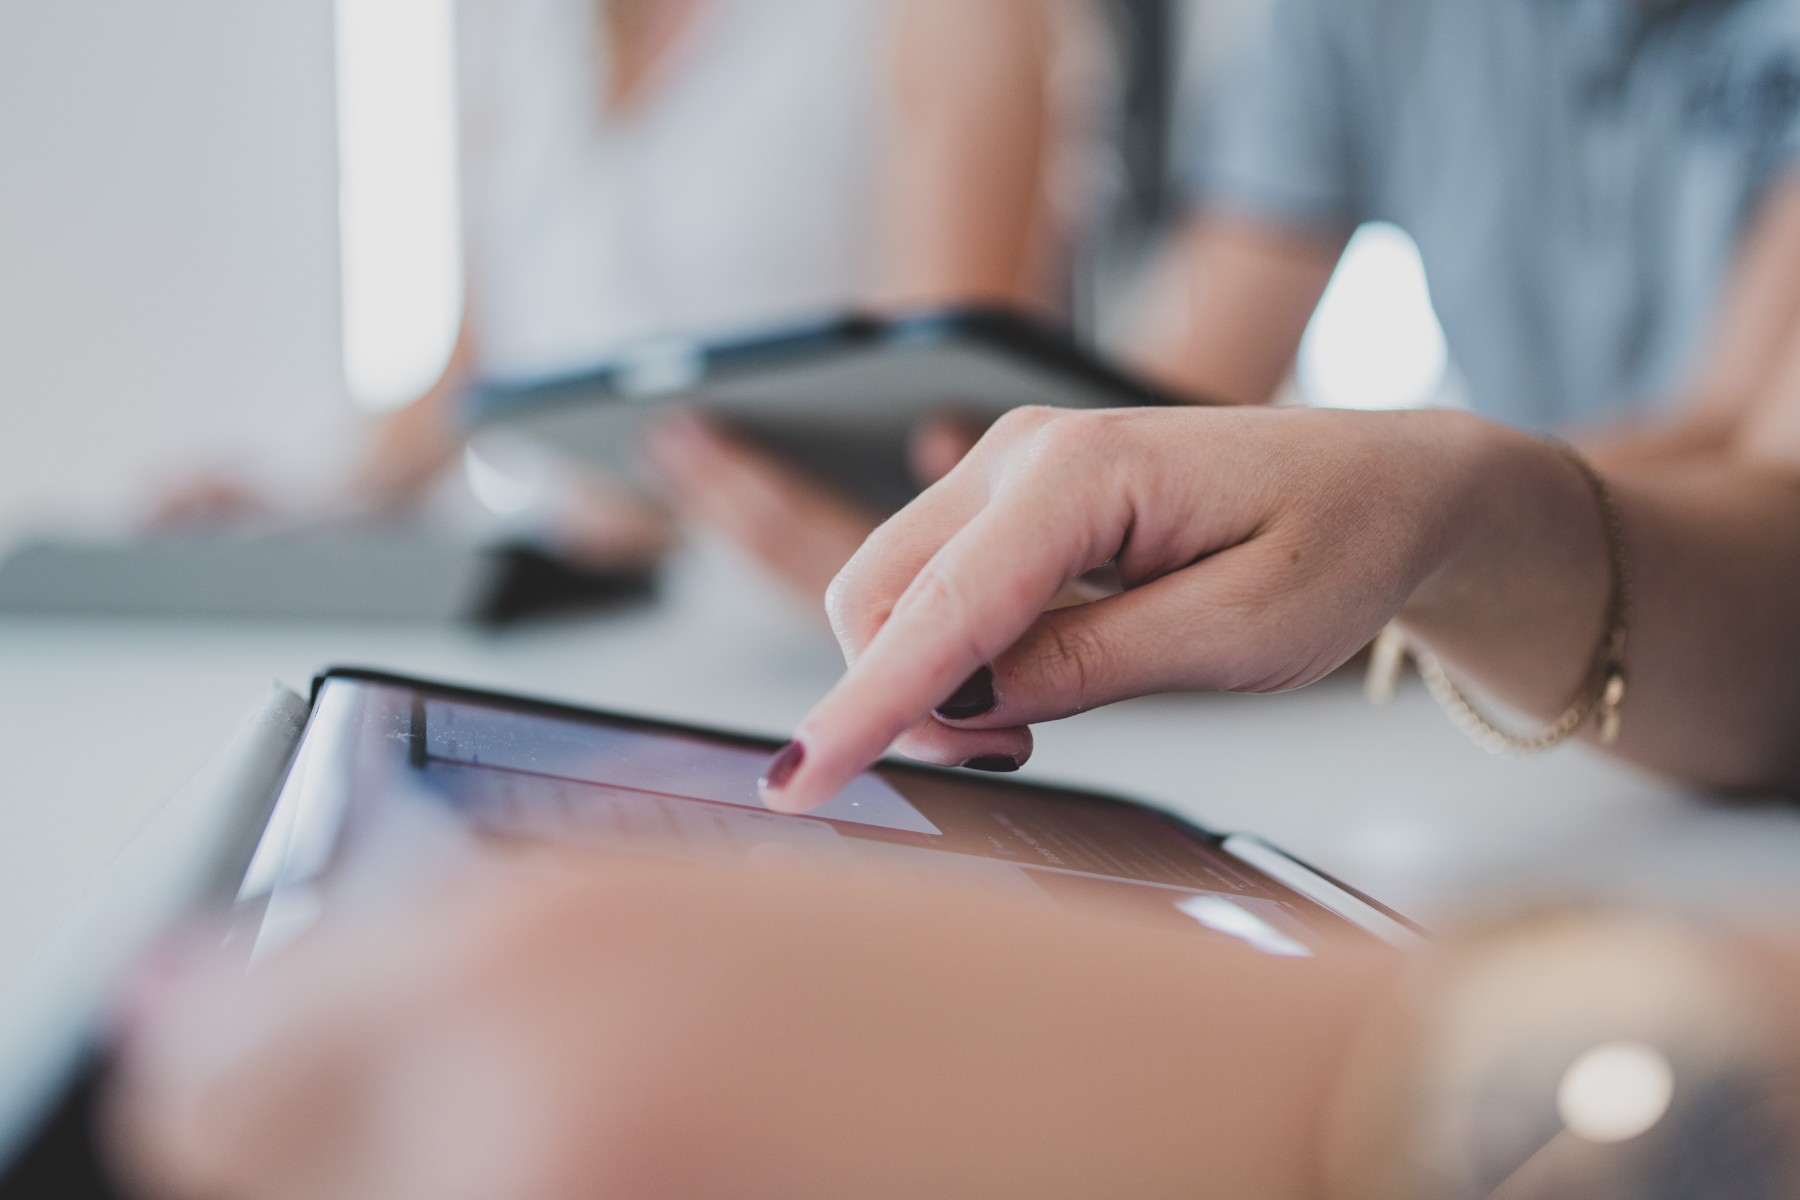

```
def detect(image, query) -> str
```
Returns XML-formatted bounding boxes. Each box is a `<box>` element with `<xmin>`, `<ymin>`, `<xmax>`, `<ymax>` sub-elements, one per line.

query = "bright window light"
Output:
<box><xmin>1297</xmin><ymin>222</ymin><xmax>1448</xmax><ymax>411</ymax></box>
<box><xmin>1556</xmin><ymin>1040</ymin><xmax>1676</xmax><ymax>1144</ymax></box>
<box><xmin>335</xmin><ymin>0</ymin><xmax>462</xmax><ymax>411</ymax></box>
<box><xmin>1176</xmin><ymin>895</ymin><xmax>1313</xmax><ymax>958</ymax></box>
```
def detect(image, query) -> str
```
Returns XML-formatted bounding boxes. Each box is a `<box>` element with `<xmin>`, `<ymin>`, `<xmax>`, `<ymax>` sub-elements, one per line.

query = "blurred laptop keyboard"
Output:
<box><xmin>0</xmin><ymin>531</ymin><xmax>652</xmax><ymax>627</ymax></box>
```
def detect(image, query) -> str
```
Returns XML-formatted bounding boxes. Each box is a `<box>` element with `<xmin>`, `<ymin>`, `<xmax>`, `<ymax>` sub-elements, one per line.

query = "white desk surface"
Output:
<box><xmin>3</xmin><ymin>539</ymin><xmax>1798</xmax><ymax>992</ymax></box>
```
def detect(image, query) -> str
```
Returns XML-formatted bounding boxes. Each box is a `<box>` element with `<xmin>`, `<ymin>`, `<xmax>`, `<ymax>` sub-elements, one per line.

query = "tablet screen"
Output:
<box><xmin>252</xmin><ymin>674</ymin><xmax>1372</xmax><ymax>957</ymax></box>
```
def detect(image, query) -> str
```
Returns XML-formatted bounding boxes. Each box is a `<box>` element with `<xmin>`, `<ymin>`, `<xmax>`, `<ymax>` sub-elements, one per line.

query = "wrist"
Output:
<box><xmin>1399</xmin><ymin>413</ymin><xmax>1526</xmax><ymax>619</ymax></box>
<box><xmin>1398</xmin><ymin>416</ymin><xmax>1607</xmax><ymax>631</ymax></box>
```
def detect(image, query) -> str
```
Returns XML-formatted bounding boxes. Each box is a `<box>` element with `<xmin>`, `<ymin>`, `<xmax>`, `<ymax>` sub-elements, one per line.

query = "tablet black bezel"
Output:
<box><xmin>310</xmin><ymin>664</ymin><xmax>1422</xmax><ymax>937</ymax></box>
<box><xmin>461</xmin><ymin>304</ymin><xmax>1198</xmax><ymax>425</ymax></box>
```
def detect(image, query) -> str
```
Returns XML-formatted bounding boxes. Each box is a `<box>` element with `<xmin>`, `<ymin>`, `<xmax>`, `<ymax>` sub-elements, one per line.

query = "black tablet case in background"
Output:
<box><xmin>467</xmin><ymin>307</ymin><xmax>1188</xmax><ymax>514</ymax></box>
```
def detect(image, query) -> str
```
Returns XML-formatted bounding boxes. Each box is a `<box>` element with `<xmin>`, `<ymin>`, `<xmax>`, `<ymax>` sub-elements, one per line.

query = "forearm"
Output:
<box><xmin>344</xmin><ymin>387</ymin><xmax>460</xmax><ymax>505</ymax></box>
<box><xmin>343</xmin><ymin>318</ymin><xmax>474</xmax><ymax>508</ymax></box>
<box><xmin>1403</xmin><ymin>415</ymin><xmax>1800</xmax><ymax>791</ymax></box>
<box><xmin>870</xmin><ymin>0</ymin><xmax>1062</xmax><ymax>313</ymax></box>
<box><xmin>1576</xmin><ymin>412</ymin><xmax>1739</xmax><ymax>467</ymax></box>
<box><xmin>1020</xmin><ymin>929</ymin><xmax>1396</xmax><ymax>1200</ymax></box>
<box><xmin>1467</xmin><ymin>175</ymin><xmax>1800</xmax><ymax>781</ymax></box>
<box><xmin>113</xmin><ymin>857</ymin><xmax>1401</xmax><ymax>1200</ymax></box>
<box><xmin>1127</xmin><ymin>214</ymin><xmax>1344</xmax><ymax>405</ymax></box>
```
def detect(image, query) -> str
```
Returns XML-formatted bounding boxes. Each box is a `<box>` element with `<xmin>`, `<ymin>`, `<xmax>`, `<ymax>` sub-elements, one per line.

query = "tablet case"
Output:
<box><xmin>466</xmin><ymin>307</ymin><xmax>1187</xmax><ymax>514</ymax></box>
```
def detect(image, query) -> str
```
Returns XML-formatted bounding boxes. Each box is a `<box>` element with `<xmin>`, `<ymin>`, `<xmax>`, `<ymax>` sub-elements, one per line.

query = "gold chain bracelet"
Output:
<box><xmin>1366</xmin><ymin>439</ymin><xmax>1630</xmax><ymax>754</ymax></box>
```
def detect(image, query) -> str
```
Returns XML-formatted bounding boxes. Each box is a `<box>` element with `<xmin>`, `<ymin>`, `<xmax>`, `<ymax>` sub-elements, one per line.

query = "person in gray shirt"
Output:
<box><xmin>1133</xmin><ymin>0</ymin><xmax>1800</xmax><ymax>444</ymax></box>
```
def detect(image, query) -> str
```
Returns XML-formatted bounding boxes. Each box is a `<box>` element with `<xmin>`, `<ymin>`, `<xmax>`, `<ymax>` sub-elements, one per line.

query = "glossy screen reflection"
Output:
<box><xmin>278</xmin><ymin>677</ymin><xmax>1356</xmax><ymax>955</ymax></box>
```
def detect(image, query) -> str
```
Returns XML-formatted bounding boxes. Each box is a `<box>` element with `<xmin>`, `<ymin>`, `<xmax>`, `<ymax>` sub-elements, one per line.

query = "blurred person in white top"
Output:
<box><xmin>166</xmin><ymin>0</ymin><xmax>1110</xmax><ymax>600</ymax></box>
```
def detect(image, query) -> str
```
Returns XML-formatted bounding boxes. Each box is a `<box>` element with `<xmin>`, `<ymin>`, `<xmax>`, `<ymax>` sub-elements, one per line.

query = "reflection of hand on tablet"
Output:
<box><xmin>109</xmin><ymin>855</ymin><xmax>1391</xmax><ymax>1200</ymax></box>
<box><xmin>645</xmin><ymin>411</ymin><xmax>983</xmax><ymax>607</ymax></box>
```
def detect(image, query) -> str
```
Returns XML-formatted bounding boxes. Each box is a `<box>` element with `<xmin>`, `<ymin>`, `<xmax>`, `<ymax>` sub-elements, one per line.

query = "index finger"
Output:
<box><xmin>826</xmin><ymin>405</ymin><xmax>1081</xmax><ymax>661</ymax></box>
<box><xmin>761</xmin><ymin>479</ymin><xmax>1119</xmax><ymax>812</ymax></box>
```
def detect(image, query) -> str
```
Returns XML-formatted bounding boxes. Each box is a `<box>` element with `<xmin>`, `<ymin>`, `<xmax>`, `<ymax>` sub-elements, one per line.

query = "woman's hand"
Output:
<box><xmin>109</xmin><ymin>856</ymin><xmax>1391</xmax><ymax>1200</ymax></box>
<box><xmin>760</xmin><ymin>404</ymin><xmax>1502</xmax><ymax>812</ymax></box>
<box><xmin>645</xmin><ymin>412</ymin><xmax>984</xmax><ymax>607</ymax></box>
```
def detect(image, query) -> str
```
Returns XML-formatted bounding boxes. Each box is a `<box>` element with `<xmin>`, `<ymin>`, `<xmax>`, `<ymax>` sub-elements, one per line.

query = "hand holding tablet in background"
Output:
<box><xmin>645</xmin><ymin>408</ymin><xmax>985</xmax><ymax>606</ymax></box>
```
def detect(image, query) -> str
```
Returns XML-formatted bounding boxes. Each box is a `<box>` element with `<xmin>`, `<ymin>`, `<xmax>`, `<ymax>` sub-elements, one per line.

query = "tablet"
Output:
<box><xmin>0</xmin><ymin>667</ymin><xmax>1419</xmax><ymax>1196</ymax></box>
<box><xmin>465</xmin><ymin>306</ymin><xmax>1192</xmax><ymax>513</ymax></box>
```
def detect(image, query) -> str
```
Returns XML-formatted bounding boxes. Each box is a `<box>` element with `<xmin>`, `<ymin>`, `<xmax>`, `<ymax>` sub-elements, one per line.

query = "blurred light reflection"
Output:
<box><xmin>1556</xmin><ymin>1040</ymin><xmax>1675</xmax><ymax>1144</ymax></box>
<box><xmin>336</xmin><ymin>0</ymin><xmax>463</xmax><ymax>411</ymax></box>
<box><xmin>1298</xmin><ymin>222</ymin><xmax>1448</xmax><ymax>411</ymax></box>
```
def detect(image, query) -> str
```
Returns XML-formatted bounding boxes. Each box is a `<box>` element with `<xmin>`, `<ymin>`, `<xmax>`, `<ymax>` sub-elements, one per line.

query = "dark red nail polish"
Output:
<box><xmin>962</xmin><ymin>755</ymin><xmax>1020</xmax><ymax>773</ymax></box>
<box><xmin>935</xmin><ymin>667</ymin><xmax>997</xmax><ymax>720</ymax></box>
<box><xmin>761</xmin><ymin>740</ymin><xmax>806</xmax><ymax>790</ymax></box>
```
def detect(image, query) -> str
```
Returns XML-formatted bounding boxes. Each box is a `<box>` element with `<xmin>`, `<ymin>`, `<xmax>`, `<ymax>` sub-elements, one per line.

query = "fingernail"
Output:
<box><xmin>934</xmin><ymin>667</ymin><xmax>997</xmax><ymax>720</ymax></box>
<box><xmin>760</xmin><ymin>740</ymin><xmax>806</xmax><ymax>791</ymax></box>
<box><xmin>962</xmin><ymin>755</ymin><xmax>1020</xmax><ymax>773</ymax></box>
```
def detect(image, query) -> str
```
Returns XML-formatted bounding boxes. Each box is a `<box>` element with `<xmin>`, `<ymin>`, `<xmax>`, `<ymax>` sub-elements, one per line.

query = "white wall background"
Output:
<box><xmin>0</xmin><ymin>2</ymin><xmax>349</xmax><ymax>538</ymax></box>
<box><xmin>0</xmin><ymin>0</ymin><xmax>1445</xmax><ymax>545</ymax></box>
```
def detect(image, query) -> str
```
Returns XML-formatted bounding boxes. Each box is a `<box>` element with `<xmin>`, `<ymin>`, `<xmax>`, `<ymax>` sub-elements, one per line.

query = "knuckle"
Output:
<box><xmin>824</xmin><ymin>567</ymin><xmax>872</xmax><ymax>651</ymax></box>
<box><xmin>979</xmin><ymin>409</ymin><xmax>1135</xmax><ymax>504</ymax></box>
<box><xmin>824</xmin><ymin>540</ymin><xmax>891</xmax><ymax>650</ymax></box>
<box><xmin>1026</xmin><ymin>618</ymin><xmax>1110</xmax><ymax>715</ymax></box>
<box><xmin>897</xmin><ymin>560</ymin><xmax>967</xmax><ymax>629</ymax></box>
<box><xmin>1019</xmin><ymin>409</ymin><xmax>1120</xmax><ymax>473</ymax></box>
<box><xmin>895</xmin><ymin>563</ymin><xmax>986</xmax><ymax>670</ymax></box>
<box><xmin>822</xmin><ymin>567</ymin><xmax>856</xmax><ymax>633</ymax></box>
<box><xmin>1024</xmin><ymin>412</ymin><xmax>1086</xmax><ymax>459</ymax></box>
<box><xmin>987</xmin><ymin>403</ymin><xmax>1061</xmax><ymax>443</ymax></box>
